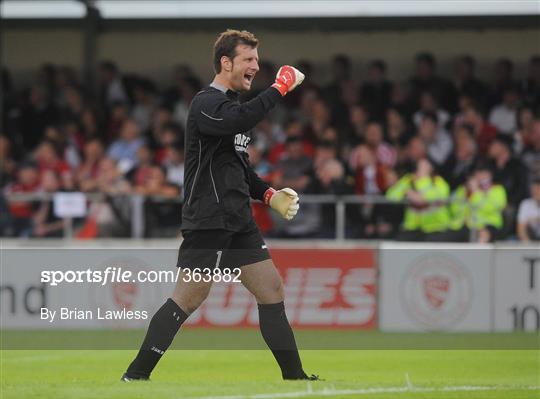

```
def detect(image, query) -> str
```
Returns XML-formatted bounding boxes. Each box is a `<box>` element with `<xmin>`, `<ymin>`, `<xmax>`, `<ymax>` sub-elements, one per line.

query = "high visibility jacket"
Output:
<box><xmin>450</xmin><ymin>184</ymin><xmax>507</xmax><ymax>230</ymax></box>
<box><xmin>386</xmin><ymin>174</ymin><xmax>450</xmax><ymax>233</ymax></box>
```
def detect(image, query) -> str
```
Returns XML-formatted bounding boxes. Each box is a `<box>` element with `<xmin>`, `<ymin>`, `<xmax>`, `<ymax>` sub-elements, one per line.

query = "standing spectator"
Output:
<box><xmin>131</xmin><ymin>79</ymin><xmax>158</xmax><ymax>132</ymax></box>
<box><xmin>323</xmin><ymin>54</ymin><xmax>353</xmax><ymax>107</ymax></box>
<box><xmin>417</xmin><ymin>112</ymin><xmax>453</xmax><ymax>166</ymax></box>
<box><xmin>20</xmin><ymin>85</ymin><xmax>59</xmax><ymax>151</ymax></box>
<box><xmin>517</xmin><ymin>178</ymin><xmax>540</xmax><ymax>242</ymax></box>
<box><xmin>107</xmin><ymin>119</ymin><xmax>145</xmax><ymax>173</ymax></box>
<box><xmin>453</xmin><ymin>55</ymin><xmax>487</xmax><ymax>109</ymax></box>
<box><xmin>386</xmin><ymin>158</ymin><xmax>450</xmax><ymax>241</ymax></box>
<box><xmin>489</xmin><ymin>85</ymin><xmax>520</xmax><ymax>135</ymax></box>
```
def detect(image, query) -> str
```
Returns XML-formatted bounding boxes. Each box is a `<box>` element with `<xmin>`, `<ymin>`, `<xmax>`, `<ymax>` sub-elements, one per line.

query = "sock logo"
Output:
<box><xmin>150</xmin><ymin>346</ymin><xmax>165</xmax><ymax>355</ymax></box>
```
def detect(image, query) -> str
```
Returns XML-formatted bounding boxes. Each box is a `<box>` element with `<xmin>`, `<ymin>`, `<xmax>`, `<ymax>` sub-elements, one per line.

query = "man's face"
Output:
<box><xmin>227</xmin><ymin>44</ymin><xmax>259</xmax><ymax>92</ymax></box>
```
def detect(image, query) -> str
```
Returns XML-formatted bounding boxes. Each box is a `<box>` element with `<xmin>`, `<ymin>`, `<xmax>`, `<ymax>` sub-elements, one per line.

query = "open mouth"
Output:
<box><xmin>243</xmin><ymin>73</ymin><xmax>254</xmax><ymax>85</ymax></box>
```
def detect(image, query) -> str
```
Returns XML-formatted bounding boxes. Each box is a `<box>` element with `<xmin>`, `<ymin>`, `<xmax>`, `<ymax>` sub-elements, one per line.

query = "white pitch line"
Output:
<box><xmin>187</xmin><ymin>385</ymin><xmax>540</xmax><ymax>399</ymax></box>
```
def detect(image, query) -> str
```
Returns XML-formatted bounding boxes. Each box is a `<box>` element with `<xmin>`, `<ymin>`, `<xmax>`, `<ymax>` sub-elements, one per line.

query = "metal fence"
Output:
<box><xmin>2</xmin><ymin>192</ymin><xmax>475</xmax><ymax>240</ymax></box>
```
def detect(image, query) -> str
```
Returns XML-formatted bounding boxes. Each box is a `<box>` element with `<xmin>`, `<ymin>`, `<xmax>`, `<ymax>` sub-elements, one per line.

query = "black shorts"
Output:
<box><xmin>176</xmin><ymin>228</ymin><xmax>271</xmax><ymax>270</ymax></box>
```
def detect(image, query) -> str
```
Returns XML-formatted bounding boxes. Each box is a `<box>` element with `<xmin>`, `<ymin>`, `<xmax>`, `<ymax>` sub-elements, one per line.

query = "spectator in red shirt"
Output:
<box><xmin>457</xmin><ymin>106</ymin><xmax>498</xmax><ymax>156</ymax></box>
<box><xmin>77</xmin><ymin>138</ymin><xmax>105</xmax><ymax>192</ymax></box>
<box><xmin>34</xmin><ymin>140</ymin><xmax>71</xmax><ymax>177</ymax></box>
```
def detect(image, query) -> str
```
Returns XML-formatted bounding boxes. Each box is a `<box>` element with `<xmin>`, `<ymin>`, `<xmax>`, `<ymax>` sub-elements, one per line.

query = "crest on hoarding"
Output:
<box><xmin>401</xmin><ymin>254</ymin><xmax>472</xmax><ymax>329</ymax></box>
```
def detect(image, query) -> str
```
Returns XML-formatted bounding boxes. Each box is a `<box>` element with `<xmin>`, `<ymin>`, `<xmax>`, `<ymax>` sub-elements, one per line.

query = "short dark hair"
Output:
<box><xmin>370</xmin><ymin>59</ymin><xmax>387</xmax><ymax>73</ymax></box>
<box><xmin>422</xmin><ymin>111</ymin><xmax>438</xmax><ymax>124</ymax></box>
<box><xmin>213</xmin><ymin>29</ymin><xmax>259</xmax><ymax>73</ymax></box>
<box><xmin>416</xmin><ymin>52</ymin><xmax>436</xmax><ymax>68</ymax></box>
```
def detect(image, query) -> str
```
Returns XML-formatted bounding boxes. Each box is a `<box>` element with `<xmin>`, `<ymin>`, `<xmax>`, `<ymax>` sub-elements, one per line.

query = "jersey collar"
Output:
<box><xmin>210</xmin><ymin>81</ymin><xmax>238</xmax><ymax>100</ymax></box>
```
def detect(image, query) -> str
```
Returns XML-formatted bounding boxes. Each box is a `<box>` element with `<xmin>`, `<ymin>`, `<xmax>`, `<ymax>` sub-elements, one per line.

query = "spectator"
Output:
<box><xmin>442</xmin><ymin>124</ymin><xmax>479</xmax><ymax>189</ymax></box>
<box><xmin>521</xmin><ymin>55</ymin><xmax>540</xmax><ymax>105</ymax></box>
<box><xmin>350</xmin><ymin>121</ymin><xmax>396</xmax><ymax>168</ymax></box>
<box><xmin>131</xmin><ymin>79</ymin><xmax>158</xmax><ymax>132</ymax></box>
<box><xmin>268</xmin><ymin>119</ymin><xmax>313</xmax><ymax>164</ymax></box>
<box><xmin>409</xmin><ymin>52</ymin><xmax>456</xmax><ymax>112</ymax></box>
<box><xmin>488</xmin><ymin>58</ymin><xmax>515</xmax><ymax>109</ymax></box>
<box><xmin>20</xmin><ymin>85</ymin><xmax>59</xmax><ymax>151</ymax></box>
<box><xmin>272</xmin><ymin>136</ymin><xmax>312</xmax><ymax>192</ymax></box>
<box><xmin>489</xmin><ymin>85</ymin><xmax>520</xmax><ymax>135</ymax></box>
<box><xmin>0</xmin><ymin>135</ymin><xmax>17</xmax><ymax>188</ymax></box>
<box><xmin>107</xmin><ymin>118</ymin><xmax>145</xmax><ymax>173</ymax></box>
<box><xmin>130</xmin><ymin>145</ymin><xmax>155</xmax><ymax>189</ymax></box>
<box><xmin>522</xmin><ymin>119</ymin><xmax>540</xmax><ymax>184</ymax></box>
<box><xmin>517</xmin><ymin>178</ymin><xmax>540</xmax><ymax>242</ymax></box>
<box><xmin>412</xmin><ymin>91</ymin><xmax>450</xmax><ymax>131</ymax></box>
<box><xmin>360</xmin><ymin>59</ymin><xmax>393</xmax><ymax>122</ymax></box>
<box><xmin>385</xmin><ymin>108</ymin><xmax>413</xmax><ymax>161</ymax></box>
<box><xmin>34</xmin><ymin>140</ymin><xmax>71</xmax><ymax>177</ymax></box>
<box><xmin>345</xmin><ymin>103</ymin><xmax>370</xmax><ymax>147</ymax></box>
<box><xmin>487</xmin><ymin>135</ymin><xmax>528</xmax><ymax>208</ymax></box>
<box><xmin>32</xmin><ymin>170</ymin><xmax>65</xmax><ymax>238</ymax></box>
<box><xmin>386</xmin><ymin>158</ymin><xmax>450</xmax><ymax>241</ymax></box>
<box><xmin>453</xmin><ymin>55</ymin><xmax>487</xmax><ymax>108</ymax></box>
<box><xmin>98</xmin><ymin>61</ymin><xmax>128</xmax><ymax>106</ymax></box>
<box><xmin>162</xmin><ymin>143</ymin><xmax>185</xmax><ymax>192</ymax></box>
<box><xmin>449</xmin><ymin>164</ymin><xmax>507</xmax><ymax>243</ymax></box>
<box><xmin>77</xmin><ymin>138</ymin><xmax>105</xmax><ymax>192</ymax></box>
<box><xmin>417</xmin><ymin>112</ymin><xmax>453</xmax><ymax>166</ymax></box>
<box><xmin>134</xmin><ymin>165</ymin><xmax>179</xmax><ymax>198</ymax></box>
<box><xmin>106</xmin><ymin>102</ymin><xmax>129</xmax><ymax>142</ymax></box>
<box><xmin>3</xmin><ymin>162</ymin><xmax>41</xmax><ymax>237</ymax></box>
<box><xmin>513</xmin><ymin>104</ymin><xmax>536</xmax><ymax>154</ymax></box>
<box><xmin>457</xmin><ymin>106</ymin><xmax>498</xmax><ymax>155</ymax></box>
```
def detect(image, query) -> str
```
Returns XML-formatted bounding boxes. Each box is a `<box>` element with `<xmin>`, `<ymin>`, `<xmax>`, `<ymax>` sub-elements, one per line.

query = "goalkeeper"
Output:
<box><xmin>122</xmin><ymin>29</ymin><xmax>318</xmax><ymax>381</ymax></box>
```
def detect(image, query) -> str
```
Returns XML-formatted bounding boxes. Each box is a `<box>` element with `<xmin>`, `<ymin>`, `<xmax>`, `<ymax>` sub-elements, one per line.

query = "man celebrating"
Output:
<box><xmin>122</xmin><ymin>30</ymin><xmax>318</xmax><ymax>381</ymax></box>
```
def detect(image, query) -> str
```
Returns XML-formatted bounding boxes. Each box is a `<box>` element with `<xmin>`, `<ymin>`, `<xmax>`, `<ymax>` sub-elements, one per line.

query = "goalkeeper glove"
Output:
<box><xmin>272</xmin><ymin>66</ymin><xmax>305</xmax><ymax>96</ymax></box>
<box><xmin>264</xmin><ymin>188</ymin><xmax>300</xmax><ymax>220</ymax></box>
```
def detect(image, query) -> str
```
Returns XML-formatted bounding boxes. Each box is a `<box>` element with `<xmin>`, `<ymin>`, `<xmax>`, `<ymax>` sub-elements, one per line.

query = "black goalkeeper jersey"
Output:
<box><xmin>181</xmin><ymin>83</ymin><xmax>282</xmax><ymax>232</ymax></box>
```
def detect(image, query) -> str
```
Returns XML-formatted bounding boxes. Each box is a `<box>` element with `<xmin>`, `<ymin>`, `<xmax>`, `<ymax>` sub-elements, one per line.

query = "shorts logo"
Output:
<box><xmin>234</xmin><ymin>133</ymin><xmax>251</xmax><ymax>153</ymax></box>
<box><xmin>401</xmin><ymin>254</ymin><xmax>472</xmax><ymax>329</ymax></box>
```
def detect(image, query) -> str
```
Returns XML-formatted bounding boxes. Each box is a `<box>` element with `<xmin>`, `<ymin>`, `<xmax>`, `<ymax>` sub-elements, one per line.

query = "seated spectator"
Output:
<box><xmin>487</xmin><ymin>135</ymin><xmax>528</xmax><ymax>209</ymax></box>
<box><xmin>350</xmin><ymin>144</ymin><xmax>397</xmax><ymax>238</ymax></box>
<box><xmin>77</xmin><ymin>138</ymin><xmax>105</xmax><ymax>192</ymax></box>
<box><xmin>268</xmin><ymin>120</ymin><xmax>314</xmax><ymax>165</ymax></box>
<box><xmin>513</xmin><ymin>104</ymin><xmax>536</xmax><ymax>154</ymax></box>
<box><xmin>517</xmin><ymin>178</ymin><xmax>540</xmax><ymax>242</ymax></box>
<box><xmin>386</xmin><ymin>158</ymin><xmax>450</xmax><ymax>241</ymax></box>
<box><xmin>396</xmin><ymin>135</ymin><xmax>427</xmax><ymax>174</ymax></box>
<box><xmin>34</xmin><ymin>140</ymin><xmax>71</xmax><ymax>177</ymax></box>
<box><xmin>413</xmin><ymin>91</ymin><xmax>450</xmax><ymax>131</ymax></box>
<box><xmin>456</xmin><ymin>106</ymin><xmax>497</xmax><ymax>155</ymax></box>
<box><xmin>360</xmin><ymin>59</ymin><xmax>393</xmax><ymax>122</ymax></box>
<box><xmin>364</xmin><ymin>121</ymin><xmax>397</xmax><ymax>168</ymax></box>
<box><xmin>449</xmin><ymin>164</ymin><xmax>507</xmax><ymax>243</ymax></box>
<box><xmin>272</xmin><ymin>136</ymin><xmax>312</xmax><ymax>192</ymax></box>
<box><xmin>162</xmin><ymin>143</ymin><xmax>185</xmax><ymax>193</ymax></box>
<box><xmin>134</xmin><ymin>165</ymin><xmax>180</xmax><ymax>198</ymax></box>
<box><xmin>453</xmin><ymin>55</ymin><xmax>487</xmax><ymax>109</ymax></box>
<box><xmin>32</xmin><ymin>170</ymin><xmax>65</xmax><ymax>238</ymax></box>
<box><xmin>248</xmin><ymin>145</ymin><xmax>273</xmax><ymax>233</ymax></box>
<box><xmin>489</xmin><ymin>85</ymin><xmax>520</xmax><ymax>135</ymax></box>
<box><xmin>417</xmin><ymin>112</ymin><xmax>453</xmax><ymax>166</ymax></box>
<box><xmin>442</xmin><ymin>124</ymin><xmax>479</xmax><ymax>189</ymax></box>
<box><xmin>107</xmin><ymin>118</ymin><xmax>145</xmax><ymax>173</ymax></box>
<box><xmin>0</xmin><ymin>135</ymin><xmax>17</xmax><ymax>188</ymax></box>
<box><xmin>3</xmin><ymin>162</ymin><xmax>41</xmax><ymax>237</ymax></box>
<box><xmin>522</xmin><ymin>119</ymin><xmax>540</xmax><ymax>184</ymax></box>
<box><xmin>345</xmin><ymin>103</ymin><xmax>370</xmax><ymax>148</ymax></box>
<box><xmin>130</xmin><ymin>145</ymin><xmax>154</xmax><ymax>188</ymax></box>
<box><xmin>521</xmin><ymin>55</ymin><xmax>540</xmax><ymax>105</ymax></box>
<box><xmin>385</xmin><ymin>107</ymin><xmax>413</xmax><ymax>154</ymax></box>
<box><xmin>131</xmin><ymin>79</ymin><xmax>158</xmax><ymax>132</ymax></box>
<box><xmin>488</xmin><ymin>58</ymin><xmax>516</xmax><ymax>110</ymax></box>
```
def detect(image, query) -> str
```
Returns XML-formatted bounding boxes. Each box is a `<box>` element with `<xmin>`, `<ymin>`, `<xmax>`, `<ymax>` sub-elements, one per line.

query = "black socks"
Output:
<box><xmin>258</xmin><ymin>302</ymin><xmax>306</xmax><ymax>380</ymax></box>
<box><xmin>125</xmin><ymin>298</ymin><xmax>188</xmax><ymax>379</ymax></box>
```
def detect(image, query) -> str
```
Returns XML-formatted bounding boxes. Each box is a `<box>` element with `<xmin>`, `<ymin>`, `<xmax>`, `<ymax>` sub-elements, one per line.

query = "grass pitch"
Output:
<box><xmin>1</xmin><ymin>330</ymin><xmax>539</xmax><ymax>399</ymax></box>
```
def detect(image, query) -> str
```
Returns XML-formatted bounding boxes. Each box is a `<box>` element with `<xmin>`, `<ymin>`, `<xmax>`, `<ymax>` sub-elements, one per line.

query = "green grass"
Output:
<box><xmin>1</xmin><ymin>331</ymin><xmax>539</xmax><ymax>399</ymax></box>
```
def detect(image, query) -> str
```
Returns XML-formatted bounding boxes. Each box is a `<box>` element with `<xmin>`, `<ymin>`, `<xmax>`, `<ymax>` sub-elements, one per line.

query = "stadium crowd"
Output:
<box><xmin>1</xmin><ymin>53</ymin><xmax>539</xmax><ymax>241</ymax></box>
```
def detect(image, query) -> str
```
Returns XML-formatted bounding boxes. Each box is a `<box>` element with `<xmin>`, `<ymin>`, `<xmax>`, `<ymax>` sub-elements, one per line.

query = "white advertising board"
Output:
<box><xmin>379</xmin><ymin>243</ymin><xmax>492</xmax><ymax>331</ymax></box>
<box><xmin>493</xmin><ymin>246</ymin><xmax>540</xmax><ymax>332</ymax></box>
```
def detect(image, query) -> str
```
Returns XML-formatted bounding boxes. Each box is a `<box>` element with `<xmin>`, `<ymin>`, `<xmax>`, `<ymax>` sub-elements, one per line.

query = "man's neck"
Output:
<box><xmin>212</xmin><ymin>74</ymin><xmax>235</xmax><ymax>92</ymax></box>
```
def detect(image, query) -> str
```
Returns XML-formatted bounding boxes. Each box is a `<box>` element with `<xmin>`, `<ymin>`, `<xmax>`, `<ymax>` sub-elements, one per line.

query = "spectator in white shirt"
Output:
<box><xmin>417</xmin><ymin>111</ymin><xmax>453</xmax><ymax>166</ymax></box>
<box><xmin>517</xmin><ymin>178</ymin><xmax>540</xmax><ymax>242</ymax></box>
<box><xmin>489</xmin><ymin>85</ymin><xmax>520</xmax><ymax>135</ymax></box>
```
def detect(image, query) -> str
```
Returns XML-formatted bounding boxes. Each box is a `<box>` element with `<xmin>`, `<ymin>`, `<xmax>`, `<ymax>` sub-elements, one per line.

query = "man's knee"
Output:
<box><xmin>171</xmin><ymin>280</ymin><xmax>212</xmax><ymax>315</ymax></box>
<box><xmin>256</xmin><ymin>275</ymin><xmax>284</xmax><ymax>304</ymax></box>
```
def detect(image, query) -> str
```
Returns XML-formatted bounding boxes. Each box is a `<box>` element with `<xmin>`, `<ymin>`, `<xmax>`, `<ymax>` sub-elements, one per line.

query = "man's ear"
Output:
<box><xmin>221</xmin><ymin>56</ymin><xmax>232</xmax><ymax>72</ymax></box>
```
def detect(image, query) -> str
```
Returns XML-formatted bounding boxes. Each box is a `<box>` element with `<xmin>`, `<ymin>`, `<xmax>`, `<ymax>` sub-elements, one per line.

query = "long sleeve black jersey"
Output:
<box><xmin>181</xmin><ymin>83</ymin><xmax>282</xmax><ymax>232</ymax></box>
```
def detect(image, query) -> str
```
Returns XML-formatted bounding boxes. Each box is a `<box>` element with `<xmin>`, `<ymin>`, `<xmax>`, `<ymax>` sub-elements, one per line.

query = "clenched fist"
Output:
<box><xmin>271</xmin><ymin>66</ymin><xmax>305</xmax><ymax>96</ymax></box>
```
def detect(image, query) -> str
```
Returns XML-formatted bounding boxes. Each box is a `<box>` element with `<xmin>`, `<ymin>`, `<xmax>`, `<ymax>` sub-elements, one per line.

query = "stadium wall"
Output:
<box><xmin>1</xmin><ymin>240</ymin><xmax>538</xmax><ymax>332</ymax></box>
<box><xmin>3</xmin><ymin>28</ymin><xmax>538</xmax><ymax>87</ymax></box>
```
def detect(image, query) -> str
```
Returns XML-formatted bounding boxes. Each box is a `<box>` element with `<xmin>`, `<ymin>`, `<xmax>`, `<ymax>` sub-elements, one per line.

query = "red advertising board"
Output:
<box><xmin>186</xmin><ymin>247</ymin><xmax>377</xmax><ymax>329</ymax></box>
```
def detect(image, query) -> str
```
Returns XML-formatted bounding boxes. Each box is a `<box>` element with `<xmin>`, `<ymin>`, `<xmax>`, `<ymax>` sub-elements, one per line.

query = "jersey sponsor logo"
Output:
<box><xmin>234</xmin><ymin>133</ymin><xmax>251</xmax><ymax>153</ymax></box>
<box><xmin>185</xmin><ymin>248</ymin><xmax>377</xmax><ymax>329</ymax></box>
